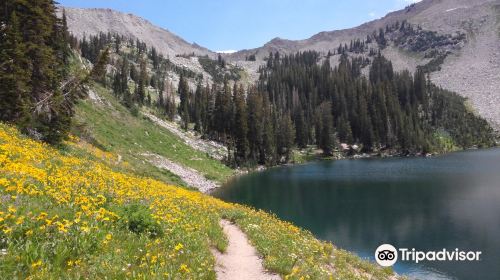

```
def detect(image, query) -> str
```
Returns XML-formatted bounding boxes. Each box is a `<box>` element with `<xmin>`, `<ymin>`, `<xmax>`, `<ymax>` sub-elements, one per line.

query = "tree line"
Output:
<box><xmin>1</xmin><ymin>3</ymin><xmax>494</xmax><ymax>167</ymax></box>
<box><xmin>175</xmin><ymin>51</ymin><xmax>495</xmax><ymax>167</ymax></box>
<box><xmin>73</xmin><ymin>32</ymin><xmax>495</xmax><ymax>167</ymax></box>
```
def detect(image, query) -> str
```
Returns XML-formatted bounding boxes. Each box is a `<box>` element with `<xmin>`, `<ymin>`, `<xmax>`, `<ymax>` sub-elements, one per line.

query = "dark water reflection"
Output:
<box><xmin>214</xmin><ymin>148</ymin><xmax>500</xmax><ymax>280</ymax></box>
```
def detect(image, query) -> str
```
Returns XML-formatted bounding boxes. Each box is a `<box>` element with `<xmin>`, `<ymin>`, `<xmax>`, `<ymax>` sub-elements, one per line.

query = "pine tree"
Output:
<box><xmin>294</xmin><ymin>109</ymin><xmax>308</xmax><ymax>148</ymax></box>
<box><xmin>130</xmin><ymin>64</ymin><xmax>138</xmax><ymax>82</ymax></box>
<box><xmin>277</xmin><ymin>113</ymin><xmax>295</xmax><ymax>162</ymax></box>
<box><xmin>91</xmin><ymin>47</ymin><xmax>110</xmax><ymax>85</ymax></box>
<box><xmin>262</xmin><ymin>94</ymin><xmax>276</xmax><ymax>165</ymax></box>
<box><xmin>178</xmin><ymin>75</ymin><xmax>190</xmax><ymax>130</ymax></box>
<box><xmin>233</xmin><ymin>84</ymin><xmax>249</xmax><ymax>163</ymax></box>
<box><xmin>157</xmin><ymin>79</ymin><xmax>165</xmax><ymax>108</ymax></box>
<box><xmin>136</xmin><ymin>59</ymin><xmax>147</xmax><ymax>104</ymax></box>
<box><xmin>164</xmin><ymin>81</ymin><xmax>176</xmax><ymax>120</ymax></box>
<box><xmin>0</xmin><ymin>10</ymin><xmax>31</xmax><ymax>125</ymax></box>
<box><xmin>213</xmin><ymin>80</ymin><xmax>233</xmax><ymax>141</ymax></box>
<box><xmin>193</xmin><ymin>82</ymin><xmax>203</xmax><ymax>133</ymax></box>
<box><xmin>0</xmin><ymin>0</ymin><xmax>77</xmax><ymax>144</ymax></box>
<box><xmin>246</xmin><ymin>87</ymin><xmax>264</xmax><ymax>163</ymax></box>
<box><xmin>316</xmin><ymin>102</ymin><xmax>336</xmax><ymax>155</ymax></box>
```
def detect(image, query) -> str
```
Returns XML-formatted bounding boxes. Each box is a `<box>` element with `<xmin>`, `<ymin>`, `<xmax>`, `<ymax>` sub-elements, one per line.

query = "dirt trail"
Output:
<box><xmin>212</xmin><ymin>220</ymin><xmax>281</xmax><ymax>280</ymax></box>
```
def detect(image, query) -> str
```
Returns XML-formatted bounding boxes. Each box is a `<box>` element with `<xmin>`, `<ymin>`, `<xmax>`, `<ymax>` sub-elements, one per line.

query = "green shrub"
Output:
<box><xmin>118</xmin><ymin>203</ymin><xmax>163</xmax><ymax>237</ymax></box>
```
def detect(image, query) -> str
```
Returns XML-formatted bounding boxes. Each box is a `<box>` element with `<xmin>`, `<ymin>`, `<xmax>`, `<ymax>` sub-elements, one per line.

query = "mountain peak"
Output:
<box><xmin>62</xmin><ymin>7</ymin><xmax>213</xmax><ymax>57</ymax></box>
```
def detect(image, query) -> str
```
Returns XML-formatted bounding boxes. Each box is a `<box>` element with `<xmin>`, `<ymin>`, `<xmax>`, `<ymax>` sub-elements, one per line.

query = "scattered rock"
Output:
<box><xmin>144</xmin><ymin>113</ymin><xmax>227</xmax><ymax>160</ymax></box>
<box><xmin>142</xmin><ymin>152</ymin><xmax>218</xmax><ymax>193</ymax></box>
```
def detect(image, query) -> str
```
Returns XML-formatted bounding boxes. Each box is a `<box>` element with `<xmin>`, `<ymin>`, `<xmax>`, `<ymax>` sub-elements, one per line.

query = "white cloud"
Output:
<box><xmin>368</xmin><ymin>12</ymin><xmax>376</xmax><ymax>18</ymax></box>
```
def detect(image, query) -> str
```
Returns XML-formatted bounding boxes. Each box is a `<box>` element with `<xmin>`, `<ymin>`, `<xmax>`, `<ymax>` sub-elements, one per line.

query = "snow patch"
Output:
<box><xmin>216</xmin><ymin>50</ymin><xmax>238</xmax><ymax>54</ymax></box>
<box><xmin>445</xmin><ymin>7</ymin><xmax>467</xmax><ymax>12</ymax></box>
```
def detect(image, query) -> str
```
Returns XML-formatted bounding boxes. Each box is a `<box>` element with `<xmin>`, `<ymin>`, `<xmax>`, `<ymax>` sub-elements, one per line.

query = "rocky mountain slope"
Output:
<box><xmin>229</xmin><ymin>0</ymin><xmax>500</xmax><ymax>130</ymax></box>
<box><xmin>62</xmin><ymin>0</ymin><xmax>500</xmax><ymax>130</ymax></box>
<box><xmin>62</xmin><ymin>7</ymin><xmax>216</xmax><ymax>84</ymax></box>
<box><xmin>63</xmin><ymin>7</ymin><xmax>212</xmax><ymax>57</ymax></box>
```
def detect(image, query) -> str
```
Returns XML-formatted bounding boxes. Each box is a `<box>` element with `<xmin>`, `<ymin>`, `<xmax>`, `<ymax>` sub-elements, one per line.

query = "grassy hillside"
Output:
<box><xmin>72</xmin><ymin>83</ymin><xmax>233</xmax><ymax>186</ymax></box>
<box><xmin>0</xmin><ymin>123</ymin><xmax>395</xmax><ymax>279</ymax></box>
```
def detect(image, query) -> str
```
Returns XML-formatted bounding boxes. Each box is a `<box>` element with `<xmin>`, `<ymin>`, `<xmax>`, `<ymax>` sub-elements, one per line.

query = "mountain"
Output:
<box><xmin>62</xmin><ymin>7</ymin><xmax>216</xmax><ymax>83</ymax></box>
<box><xmin>62</xmin><ymin>0</ymin><xmax>500</xmax><ymax>130</ymax></box>
<box><xmin>62</xmin><ymin>7</ymin><xmax>213</xmax><ymax>57</ymax></box>
<box><xmin>228</xmin><ymin>0</ymin><xmax>500</xmax><ymax>130</ymax></box>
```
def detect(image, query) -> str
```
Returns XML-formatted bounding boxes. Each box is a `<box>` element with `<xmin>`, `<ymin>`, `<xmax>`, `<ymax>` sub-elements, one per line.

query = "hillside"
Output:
<box><xmin>227</xmin><ymin>0</ymin><xmax>500</xmax><ymax>129</ymax></box>
<box><xmin>66</xmin><ymin>19</ymin><xmax>495</xmax><ymax>169</ymax></box>
<box><xmin>63</xmin><ymin>7</ymin><xmax>212</xmax><ymax>58</ymax></box>
<box><xmin>0</xmin><ymin>123</ymin><xmax>398</xmax><ymax>279</ymax></box>
<box><xmin>0</xmin><ymin>1</ymin><xmax>497</xmax><ymax>279</ymax></box>
<box><xmin>73</xmin><ymin>82</ymin><xmax>233</xmax><ymax>191</ymax></box>
<box><xmin>62</xmin><ymin>0</ymin><xmax>500</xmax><ymax>130</ymax></box>
<box><xmin>62</xmin><ymin>7</ymin><xmax>217</xmax><ymax>85</ymax></box>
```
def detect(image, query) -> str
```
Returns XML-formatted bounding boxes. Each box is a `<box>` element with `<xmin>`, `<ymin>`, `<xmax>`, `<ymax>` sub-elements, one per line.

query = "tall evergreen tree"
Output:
<box><xmin>91</xmin><ymin>47</ymin><xmax>110</xmax><ymax>85</ymax></box>
<box><xmin>0</xmin><ymin>10</ymin><xmax>31</xmax><ymax>125</ymax></box>
<box><xmin>178</xmin><ymin>75</ymin><xmax>190</xmax><ymax>130</ymax></box>
<box><xmin>193</xmin><ymin>82</ymin><xmax>203</xmax><ymax>133</ymax></box>
<box><xmin>233</xmin><ymin>84</ymin><xmax>249</xmax><ymax>163</ymax></box>
<box><xmin>246</xmin><ymin>87</ymin><xmax>264</xmax><ymax>163</ymax></box>
<box><xmin>0</xmin><ymin>0</ymin><xmax>83</xmax><ymax>144</ymax></box>
<box><xmin>277</xmin><ymin>113</ymin><xmax>295</xmax><ymax>162</ymax></box>
<box><xmin>315</xmin><ymin>102</ymin><xmax>336</xmax><ymax>155</ymax></box>
<box><xmin>136</xmin><ymin>59</ymin><xmax>147</xmax><ymax>104</ymax></box>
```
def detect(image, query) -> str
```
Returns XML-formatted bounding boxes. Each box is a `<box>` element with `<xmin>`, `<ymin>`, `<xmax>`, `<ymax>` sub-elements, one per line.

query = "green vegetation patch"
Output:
<box><xmin>73</xmin><ymin>83</ymin><xmax>234</xmax><ymax>185</ymax></box>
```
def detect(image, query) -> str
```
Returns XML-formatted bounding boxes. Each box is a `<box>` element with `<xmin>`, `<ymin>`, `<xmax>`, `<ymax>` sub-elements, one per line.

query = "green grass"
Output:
<box><xmin>1</xmin><ymin>123</ymin><xmax>396</xmax><ymax>279</ymax></box>
<box><xmin>433</xmin><ymin>130</ymin><xmax>460</xmax><ymax>153</ymax></box>
<box><xmin>221</xmin><ymin>208</ymin><xmax>396</xmax><ymax>279</ymax></box>
<box><xmin>292</xmin><ymin>146</ymin><xmax>322</xmax><ymax>164</ymax></box>
<box><xmin>73</xmin><ymin>83</ymin><xmax>234</xmax><ymax>186</ymax></box>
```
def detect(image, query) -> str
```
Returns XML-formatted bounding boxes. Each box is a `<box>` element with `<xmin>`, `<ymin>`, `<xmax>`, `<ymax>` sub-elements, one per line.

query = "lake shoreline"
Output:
<box><xmin>214</xmin><ymin>146</ymin><xmax>463</xmax><ymax>192</ymax></box>
<box><xmin>214</xmin><ymin>148</ymin><xmax>500</xmax><ymax>280</ymax></box>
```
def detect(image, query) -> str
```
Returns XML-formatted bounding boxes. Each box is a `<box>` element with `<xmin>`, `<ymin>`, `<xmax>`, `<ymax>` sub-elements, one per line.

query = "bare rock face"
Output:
<box><xmin>62</xmin><ymin>7</ymin><xmax>212</xmax><ymax>58</ymax></box>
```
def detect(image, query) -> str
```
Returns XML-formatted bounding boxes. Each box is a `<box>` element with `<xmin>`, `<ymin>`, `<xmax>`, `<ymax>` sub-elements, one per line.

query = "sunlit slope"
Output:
<box><xmin>0</xmin><ymin>124</ymin><xmax>395</xmax><ymax>279</ymax></box>
<box><xmin>73</xmin><ymin>83</ymin><xmax>233</xmax><ymax>186</ymax></box>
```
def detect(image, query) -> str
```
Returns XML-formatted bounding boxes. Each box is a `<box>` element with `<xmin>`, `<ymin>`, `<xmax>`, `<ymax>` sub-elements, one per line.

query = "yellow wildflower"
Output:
<box><xmin>31</xmin><ymin>260</ymin><xmax>42</xmax><ymax>269</ymax></box>
<box><xmin>15</xmin><ymin>216</ymin><xmax>25</xmax><ymax>225</ymax></box>
<box><xmin>179</xmin><ymin>264</ymin><xmax>190</xmax><ymax>273</ymax></box>
<box><xmin>174</xmin><ymin>243</ymin><xmax>184</xmax><ymax>251</ymax></box>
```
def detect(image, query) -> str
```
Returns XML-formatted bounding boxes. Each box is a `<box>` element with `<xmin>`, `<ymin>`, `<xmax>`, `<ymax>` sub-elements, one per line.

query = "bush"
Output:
<box><xmin>118</xmin><ymin>203</ymin><xmax>163</xmax><ymax>237</ymax></box>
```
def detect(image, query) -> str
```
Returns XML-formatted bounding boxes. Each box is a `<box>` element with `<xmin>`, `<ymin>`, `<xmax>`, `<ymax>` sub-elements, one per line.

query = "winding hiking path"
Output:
<box><xmin>212</xmin><ymin>220</ymin><xmax>281</xmax><ymax>280</ymax></box>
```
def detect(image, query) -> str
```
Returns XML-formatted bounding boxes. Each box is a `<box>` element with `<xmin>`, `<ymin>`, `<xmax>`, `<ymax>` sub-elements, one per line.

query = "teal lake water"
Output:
<box><xmin>213</xmin><ymin>148</ymin><xmax>500</xmax><ymax>280</ymax></box>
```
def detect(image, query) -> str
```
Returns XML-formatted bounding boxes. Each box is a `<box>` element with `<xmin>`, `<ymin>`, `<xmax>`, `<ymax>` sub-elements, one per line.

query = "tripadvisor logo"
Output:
<box><xmin>375</xmin><ymin>244</ymin><xmax>482</xmax><ymax>267</ymax></box>
<box><xmin>375</xmin><ymin>244</ymin><xmax>398</xmax><ymax>267</ymax></box>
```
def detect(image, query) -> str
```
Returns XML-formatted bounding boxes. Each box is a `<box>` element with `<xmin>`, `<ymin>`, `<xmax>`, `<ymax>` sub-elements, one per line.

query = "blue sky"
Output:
<box><xmin>58</xmin><ymin>0</ymin><xmax>420</xmax><ymax>52</ymax></box>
